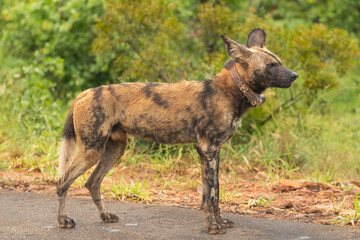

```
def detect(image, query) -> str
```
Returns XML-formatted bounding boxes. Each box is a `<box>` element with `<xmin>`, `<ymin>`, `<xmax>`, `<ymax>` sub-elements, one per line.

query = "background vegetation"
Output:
<box><xmin>0</xmin><ymin>0</ymin><xmax>359</xmax><ymax>184</ymax></box>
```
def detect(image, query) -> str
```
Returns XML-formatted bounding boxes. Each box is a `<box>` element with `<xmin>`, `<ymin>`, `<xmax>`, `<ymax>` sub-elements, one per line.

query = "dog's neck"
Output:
<box><xmin>224</xmin><ymin>59</ymin><xmax>265</xmax><ymax>107</ymax></box>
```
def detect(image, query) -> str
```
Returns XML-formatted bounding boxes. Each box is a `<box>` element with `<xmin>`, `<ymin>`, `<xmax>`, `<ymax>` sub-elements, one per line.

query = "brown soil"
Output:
<box><xmin>1</xmin><ymin>168</ymin><xmax>360</xmax><ymax>226</ymax></box>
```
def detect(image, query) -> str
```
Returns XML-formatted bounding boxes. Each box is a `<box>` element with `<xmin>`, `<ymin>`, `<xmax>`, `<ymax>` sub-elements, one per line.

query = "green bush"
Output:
<box><xmin>253</xmin><ymin>0</ymin><xmax>360</xmax><ymax>35</ymax></box>
<box><xmin>93</xmin><ymin>0</ymin><xmax>188</xmax><ymax>83</ymax></box>
<box><xmin>0</xmin><ymin>0</ymin><xmax>107</xmax><ymax>99</ymax></box>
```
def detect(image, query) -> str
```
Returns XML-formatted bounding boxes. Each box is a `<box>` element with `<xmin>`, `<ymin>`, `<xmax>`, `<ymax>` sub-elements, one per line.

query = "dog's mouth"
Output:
<box><xmin>281</xmin><ymin>75</ymin><xmax>298</xmax><ymax>88</ymax></box>
<box><xmin>289</xmin><ymin>78</ymin><xmax>297</xmax><ymax>84</ymax></box>
<box><xmin>287</xmin><ymin>76</ymin><xmax>298</xmax><ymax>86</ymax></box>
<box><xmin>284</xmin><ymin>81</ymin><xmax>294</xmax><ymax>88</ymax></box>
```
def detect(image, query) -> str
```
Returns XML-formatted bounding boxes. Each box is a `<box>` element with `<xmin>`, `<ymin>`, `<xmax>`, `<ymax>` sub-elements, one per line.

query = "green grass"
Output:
<box><xmin>329</xmin><ymin>192</ymin><xmax>360</xmax><ymax>226</ymax></box>
<box><xmin>220</xmin><ymin>184</ymin><xmax>240</xmax><ymax>203</ymax></box>
<box><xmin>103</xmin><ymin>174</ymin><xmax>152</xmax><ymax>202</ymax></box>
<box><xmin>0</xmin><ymin>72</ymin><xmax>66</xmax><ymax>181</ymax></box>
<box><xmin>247</xmin><ymin>194</ymin><xmax>279</xmax><ymax>208</ymax></box>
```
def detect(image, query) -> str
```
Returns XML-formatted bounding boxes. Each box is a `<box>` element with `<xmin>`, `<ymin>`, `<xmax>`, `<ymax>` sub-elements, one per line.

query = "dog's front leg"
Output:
<box><xmin>196</xmin><ymin>145</ymin><xmax>234</xmax><ymax>234</ymax></box>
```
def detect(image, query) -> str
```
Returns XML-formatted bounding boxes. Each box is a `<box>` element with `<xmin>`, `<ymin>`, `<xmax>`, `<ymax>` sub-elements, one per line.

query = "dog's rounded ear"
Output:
<box><xmin>221</xmin><ymin>34</ymin><xmax>253</xmax><ymax>60</ymax></box>
<box><xmin>247</xmin><ymin>28</ymin><xmax>266</xmax><ymax>48</ymax></box>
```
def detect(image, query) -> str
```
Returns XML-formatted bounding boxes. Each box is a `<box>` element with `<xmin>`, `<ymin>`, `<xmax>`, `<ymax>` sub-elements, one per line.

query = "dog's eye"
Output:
<box><xmin>269</xmin><ymin>62</ymin><xmax>277</xmax><ymax>68</ymax></box>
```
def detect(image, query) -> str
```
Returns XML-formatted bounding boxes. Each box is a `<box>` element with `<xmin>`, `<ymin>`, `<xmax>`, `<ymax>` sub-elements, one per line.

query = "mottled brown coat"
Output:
<box><xmin>56</xmin><ymin>28</ymin><xmax>298</xmax><ymax>234</ymax></box>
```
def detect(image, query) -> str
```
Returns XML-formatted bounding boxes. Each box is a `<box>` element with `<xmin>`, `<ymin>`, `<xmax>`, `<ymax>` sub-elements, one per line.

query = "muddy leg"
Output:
<box><xmin>200</xmin><ymin>189</ymin><xmax>206</xmax><ymax>210</ymax></box>
<box><xmin>85</xmin><ymin>136</ymin><xmax>127</xmax><ymax>223</ymax></box>
<box><xmin>57</xmin><ymin>149</ymin><xmax>102</xmax><ymax>228</ymax></box>
<box><xmin>212</xmin><ymin>156</ymin><xmax>234</xmax><ymax>229</ymax></box>
<box><xmin>196</xmin><ymin>144</ymin><xmax>234</xmax><ymax>234</ymax></box>
<box><xmin>196</xmin><ymin>146</ymin><xmax>226</xmax><ymax>234</ymax></box>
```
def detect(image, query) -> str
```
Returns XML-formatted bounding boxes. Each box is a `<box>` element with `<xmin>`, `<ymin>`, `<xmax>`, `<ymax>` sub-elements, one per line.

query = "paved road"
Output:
<box><xmin>1</xmin><ymin>190</ymin><xmax>360</xmax><ymax>240</ymax></box>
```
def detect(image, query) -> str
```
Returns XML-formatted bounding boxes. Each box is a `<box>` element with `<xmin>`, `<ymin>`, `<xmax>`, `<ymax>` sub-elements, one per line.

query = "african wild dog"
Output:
<box><xmin>57</xmin><ymin>28</ymin><xmax>298</xmax><ymax>234</ymax></box>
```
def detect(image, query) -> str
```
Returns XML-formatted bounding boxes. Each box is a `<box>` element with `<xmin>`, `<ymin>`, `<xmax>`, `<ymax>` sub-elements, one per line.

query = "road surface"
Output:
<box><xmin>1</xmin><ymin>190</ymin><xmax>360</xmax><ymax>239</ymax></box>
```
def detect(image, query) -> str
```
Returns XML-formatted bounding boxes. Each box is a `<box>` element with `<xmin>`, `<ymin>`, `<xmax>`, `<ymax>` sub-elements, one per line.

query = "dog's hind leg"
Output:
<box><xmin>57</xmin><ymin>148</ymin><xmax>102</xmax><ymax>228</ymax></box>
<box><xmin>85</xmin><ymin>127</ymin><xmax>127</xmax><ymax>223</ymax></box>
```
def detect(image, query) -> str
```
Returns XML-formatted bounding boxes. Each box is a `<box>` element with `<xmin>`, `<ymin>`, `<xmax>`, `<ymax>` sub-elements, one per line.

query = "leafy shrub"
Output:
<box><xmin>93</xmin><ymin>0</ymin><xmax>189</xmax><ymax>83</ymax></box>
<box><xmin>253</xmin><ymin>0</ymin><xmax>360</xmax><ymax>35</ymax></box>
<box><xmin>287</xmin><ymin>24</ymin><xmax>359</xmax><ymax>103</ymax></box>
<box><xmin>0</xmin><ymin>0</ymin><xmax>107</xmax><ymax>99</ymax></box>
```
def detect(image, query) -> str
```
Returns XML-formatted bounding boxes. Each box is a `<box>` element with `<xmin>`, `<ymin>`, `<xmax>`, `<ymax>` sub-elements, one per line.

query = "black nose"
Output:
<box><xmin>291</xmin><ymin>72</ymin><xmax>298</xmax><ymax>81</ymax></box>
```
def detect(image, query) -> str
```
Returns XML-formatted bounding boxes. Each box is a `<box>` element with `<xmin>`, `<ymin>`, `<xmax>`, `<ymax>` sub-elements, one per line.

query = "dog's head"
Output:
<box><xmin>221</xmin><ymin>29</ymin><xmax>298</xmax><ymax>90</ymax></box>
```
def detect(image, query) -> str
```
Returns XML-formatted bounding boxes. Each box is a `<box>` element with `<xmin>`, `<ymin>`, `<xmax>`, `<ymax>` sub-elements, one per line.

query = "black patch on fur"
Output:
<box><xmin>142</xmin><ymin>83</ymin><xmax>161</xmax><ymax>98</ymax></box>
<box><xmin>80</xmin><ymin>86</ymin><xmax>109</xmax><ymax>151</ymax></box>
<box><xmin>198</xmin><ymin>80</ymin><xmax>216</xmax><ymax>110</ymax></box>
<box><xmin>62</xmin><ymin>110</ymin><xmax>75</xmax><ymax>139</ymax></box>
<box><xmin>145</xmin><ymin>116</ymin><xmax>155</xmax><ymax>126</ymax></box>
<box><xmin>208</xmin><ymin>131</ymin><xmax>227</xmax><ymax>147</ymax></box>
<box><xmin>239</xmin><ymin>60</ymin><xmax>249</xmax><ymax>70</ymax></box>
<box><xmin>107</xmin><ymin>85</ymin><xmax>120</xmax><ymax>100</ymax></box>
<box><xmin>206</xmin><ymin>167</ymin><xmax>215</xmax><ymax>205</ymax></box>
<box><xmin>139</xmin><ymin>113</ymin><xmax>148</xmax><ymax>119</ymax></box>
<box><xmin>57</xmin><ymin>182</ymin><xmax>70</xmax><ymax>196</ymax></box>
<box><xmin>251</xmin><ymin>69</ymin><xmax>268</xmax><ymax>93</ymax></box>
<box><xmin>143</xmin><ymin>85</ymin><xmax>152</xmax><ymax>98</ymax></box>
<box><xmin>191</xmin><ymin>115</ymin><xmax>204</xmax><ymax>128</ymax></box>
<box><xmin>92</xmin><ymin>87</ymin><xmax>106</xmax><ymax>131</ymax></box>
<box><xmin>152</xmin><ymin>93</ymin><xmax>169</xmax><ymax>108</ymax></box>
<box><xmin>81</xmin><ymin>135</ymin><xmax>108</xmax><ymax>152</ymax></box>
<box><xmin>185</xmin><ymin>106</ymin><xmax>191</xmax><ymax>112</ymax></box>
<box><xmin>93</xmin><ymin>86</ymin><xmax>103</xmax><ymax>102</ymax></box>
<box><xmin>181</xmin><ymin>119</ymin><xmax>188</xmax><ymax>128</ymax></box>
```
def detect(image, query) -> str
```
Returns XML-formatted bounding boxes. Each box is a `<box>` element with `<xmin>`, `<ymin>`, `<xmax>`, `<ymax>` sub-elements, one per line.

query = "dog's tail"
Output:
<box><xmin>58</xmin><ymin>106</ymin><xmax>76</xmax><ymax>182</ymax></box>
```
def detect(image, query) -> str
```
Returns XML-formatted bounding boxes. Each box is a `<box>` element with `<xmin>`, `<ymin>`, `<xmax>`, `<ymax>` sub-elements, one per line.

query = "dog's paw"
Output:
<box><xmin>220</xmin><ymin>218</ymin><xmax>234</xmax><ymax>228</ymax></box>
<box><xmin>208</xmin><ymin>221</ymin><xmax>226</xmax><ymax>235</ymax></box>
<box><xmin>58</xmin><ymin>215</ymin><xmax>76</xmax><ymax>228</ymax></box>
<box><xmin>101</xmin><ymin>212</ymin><xmax>119</xmax><ymax>223</ymax></box>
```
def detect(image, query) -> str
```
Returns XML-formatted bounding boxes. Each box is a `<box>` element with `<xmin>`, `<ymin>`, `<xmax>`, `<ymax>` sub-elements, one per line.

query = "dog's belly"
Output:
<box><xmin>118</xmin><ymin>116</ymin><xmax>198</xmax><ymax>144</ymax></box>
<box><xmin>132</xmin><ymin>130</ymin><xmax>196</xmax><ymax>144</ymax></box>
<box><xmin>122</xmin><ymin>126</ymin><xmax>197</xmax><ymax>144</ymax></box>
